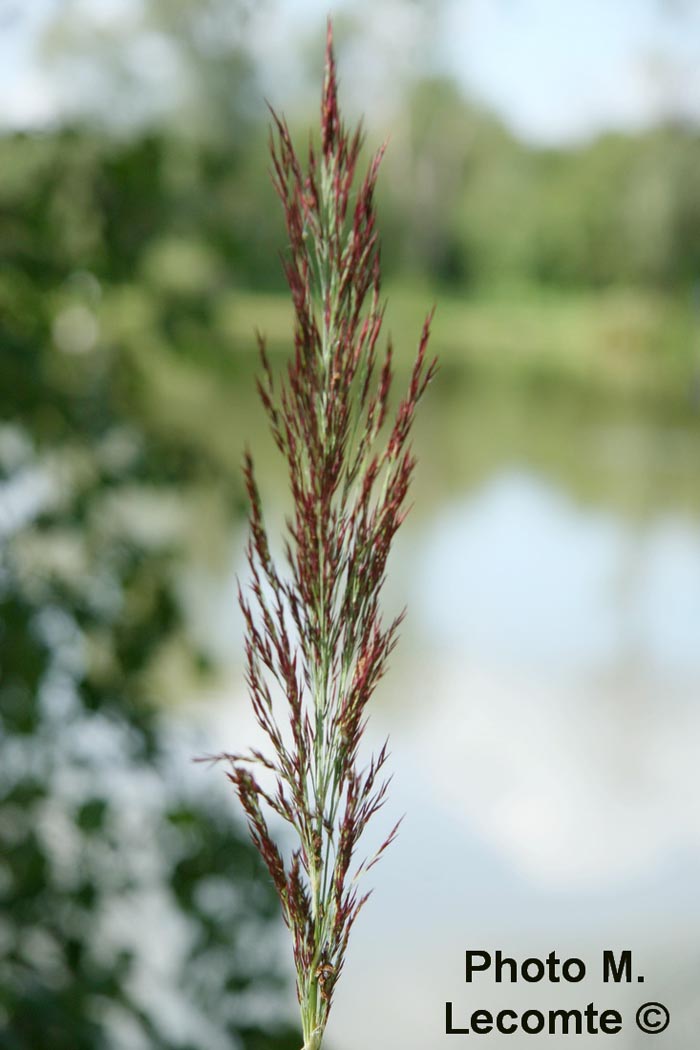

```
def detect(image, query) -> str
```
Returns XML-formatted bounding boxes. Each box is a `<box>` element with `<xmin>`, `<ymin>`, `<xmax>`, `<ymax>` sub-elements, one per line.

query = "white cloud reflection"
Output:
<box><xmin>397</xmin><ymin>471</ymin><xmax>700</xmax><ymax>890</ymax></box>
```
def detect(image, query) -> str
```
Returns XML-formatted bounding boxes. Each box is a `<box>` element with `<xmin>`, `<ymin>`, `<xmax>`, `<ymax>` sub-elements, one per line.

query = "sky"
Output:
<box><xmin>3</xmin><ymin>0</ymin><xmax>700</xmax><ymax>143</ymax></box>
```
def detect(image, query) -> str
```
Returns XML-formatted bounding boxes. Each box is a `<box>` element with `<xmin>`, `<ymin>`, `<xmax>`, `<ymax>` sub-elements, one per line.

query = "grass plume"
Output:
<box><xmin>205</xmin><ymin>22</ymin><xmax>436</xmax><ymax>1050</ymax></box>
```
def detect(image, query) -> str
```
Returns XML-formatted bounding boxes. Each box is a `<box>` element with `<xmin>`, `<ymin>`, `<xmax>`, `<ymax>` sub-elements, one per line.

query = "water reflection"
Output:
<box><xmin>414</xmin><ymin>470</ymin><xmax>700</xmax><ymax>682</ymax></box>
<box><xmin>381</xmin><ymin>469</ymin><xmax>700</xmax><ymax>893</ymax></box>
<box><xmin>414</xmin><ymin>471</ymin><xmax>628</xmax><ymax>677</ymax></box>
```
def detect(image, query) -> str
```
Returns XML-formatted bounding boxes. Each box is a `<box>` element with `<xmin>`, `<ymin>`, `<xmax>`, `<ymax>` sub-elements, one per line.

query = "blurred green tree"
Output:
<box><xmin>0</xmin><ymin>125</ymin><xmax>300</xmax><ymax>1050</ymax></box>
<box><xmin>40</xmin><ymin>0</ymin><xmax>263</xmax><ymax>141</ymax></box>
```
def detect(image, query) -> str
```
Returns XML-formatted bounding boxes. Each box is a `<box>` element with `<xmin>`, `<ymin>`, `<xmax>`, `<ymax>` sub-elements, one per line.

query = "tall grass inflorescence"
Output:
<box><xmin>211</xmin><ymin>24</ymin><xmax>435</xmax><ymax>1050</ymax></box>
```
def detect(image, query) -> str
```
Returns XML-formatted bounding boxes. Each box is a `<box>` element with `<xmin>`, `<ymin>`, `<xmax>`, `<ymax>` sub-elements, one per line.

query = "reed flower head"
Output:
<box><xmin>207</xmin><ymin>22</ymin><xmax>436</xmax><ymax>1050</ymax></box>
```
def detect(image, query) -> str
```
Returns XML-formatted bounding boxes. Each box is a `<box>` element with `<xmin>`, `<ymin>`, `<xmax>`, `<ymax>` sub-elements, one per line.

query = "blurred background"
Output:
<box><xmin>2</xmin><ymin>0</ymin><xmax>700</xmax><ymax>1047</ymax></box>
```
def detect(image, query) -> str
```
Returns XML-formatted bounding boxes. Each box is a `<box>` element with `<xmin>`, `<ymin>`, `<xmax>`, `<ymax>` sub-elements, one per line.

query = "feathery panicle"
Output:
<box><xmin>205</xmin><ymin>21</ymin><xmax>435</xmax><ymax>1050</ymax></box>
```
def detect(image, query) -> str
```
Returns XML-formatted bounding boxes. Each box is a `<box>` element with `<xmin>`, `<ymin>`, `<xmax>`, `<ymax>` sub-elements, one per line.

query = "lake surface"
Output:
<box><xmin>188</xmin><ymin>374</ymin><xmax>700</xmax><ymax>1048</ymax></box>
